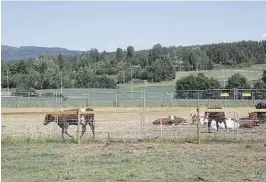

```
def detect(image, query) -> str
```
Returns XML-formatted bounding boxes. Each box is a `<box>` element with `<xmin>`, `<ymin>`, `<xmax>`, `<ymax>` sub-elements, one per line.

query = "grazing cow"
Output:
<box><xmin>43</xmin><ymin>108</ymin><xmax>95</xmax><ymax>139</ymax></box>
<box><xmin>204</xmin><ymin>111</ymin><xmax>227</xmax><ymax>132</ymax></box>
<box><xmin>152</xmin><ymin>116</ymin><xmax>186</xmax><ymax>126</ymax></box>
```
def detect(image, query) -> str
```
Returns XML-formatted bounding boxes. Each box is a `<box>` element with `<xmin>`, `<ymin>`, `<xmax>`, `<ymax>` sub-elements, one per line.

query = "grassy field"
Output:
<box><xmin>2</xmin><ymin>140</ymin><xmax>266</xmax><ymax>182</ymax></box>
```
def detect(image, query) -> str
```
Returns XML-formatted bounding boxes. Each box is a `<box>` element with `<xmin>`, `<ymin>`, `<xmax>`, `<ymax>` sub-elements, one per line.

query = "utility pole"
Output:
<box><xmin>131</xmin><ymin>68</ymin><xmax>133</xmax><ymax>99</ymax></box>
<box><xmin>7</xmin><ymin>70</ymin><xmax>9</xmax><ymax>95</ymax></box>
<box><xmin>60</xmin><ymin>71</ymin><xmax>63</xmax><ymax>95</ymax></box>
<box><xmin>222</xmin><ymin>66</ymin><xmax>226</xmax><ymax>88</ymax></box>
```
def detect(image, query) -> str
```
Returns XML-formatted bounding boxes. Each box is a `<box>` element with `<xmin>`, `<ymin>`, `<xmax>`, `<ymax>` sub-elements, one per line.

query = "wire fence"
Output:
<box><xmin>2</xmin><ymin>107</ymin><xmax>266</xmax><ymax>144</ymax></box>
<box><xmin>1</xmin><ymin>88</ymin><xmax>266</xmax><ymax>108</ymax></box>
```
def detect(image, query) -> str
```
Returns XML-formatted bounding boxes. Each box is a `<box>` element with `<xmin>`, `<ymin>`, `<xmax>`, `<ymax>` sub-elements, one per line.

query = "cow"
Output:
<box><xmin>255</xmin><ymin>101</ymin><xmax>266</xmax><ymax>124</ymax></box>
<box><xmin>255</xmin><ymin>101</ymin><xmax>266</xmax><ymax>109</ymax></box>
<box><xmin>204</xmin><ymin>111</ymin><xmax>228</xmax><ymax>132</ymax></box>
<box><xmin>152</xmin><ymin>116</ymin><xmax>186</xmax><ymax>126</ymax></box>
<box><xmin>237</xmin><ymin>118</ymin><xmax>256</xmax><ymax>128</ymax></box>
<box><xmin>43</xmin><ymin>108</ymin><xmax>95</xmax><ymax>139</ymax></box>
<box><xmin>190</xmin><ymin>113</ymin><xmax>208</xmax><ymax>126</ymax></box>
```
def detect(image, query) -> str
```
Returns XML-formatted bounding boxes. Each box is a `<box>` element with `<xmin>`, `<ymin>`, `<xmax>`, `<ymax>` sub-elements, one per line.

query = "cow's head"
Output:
<box><xmin>248</xmin><ymin>112</ymin><xmax>257</xmax><ymax>120</ymax></box>
<box><xmin>44</xmin><ymin>114</ymin><xmax>55</xmax><ymax>125</ymax></box>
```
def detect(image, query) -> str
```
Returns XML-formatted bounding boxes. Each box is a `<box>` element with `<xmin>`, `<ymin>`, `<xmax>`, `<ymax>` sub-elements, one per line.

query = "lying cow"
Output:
<box><xmin>152</xmin><ymin>116</ymin><xmax>187</xmax><ymax>126</ymax></box>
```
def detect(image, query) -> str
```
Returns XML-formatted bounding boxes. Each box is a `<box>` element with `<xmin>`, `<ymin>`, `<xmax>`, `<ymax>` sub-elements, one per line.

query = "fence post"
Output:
<box><xmin>140</xmin><ymin>89</ymin><xmax>145</xmax><ymax>139</ymax></box>
<box><xmin>115</xmin><ymin>91</ymin><xmax>118</xmax><ymax>107</ymax></box>
<box><xmin>196</xmin><ymin>106</ymin><xmax>200</xmax><ymax>144</ymax></box>
<box><xmin>77</xmin><ymin>108</ymin><xmax>81</xmax><ymax>145</ymax></box>
<box><xmin>170</xmin><ymin>92</ymin><xmax>173</xmax><ymax>107</ymax></box>
<box><xmin>27</xmin><ymin>92</ymin><xmax>30</xmax><ymax>107</ymax></box>
<box><xmin>86</xmin><ymin>92</ymin><xmax>90</xmax><ymax>107</ymax></box>
<box><xmin>234</xmin><ymin>88</ymin><xmax>238</xmax><ymax>141</ymax></box>
<box><xmin>160</xmin><ymin>117</ymin><xmax>163</xmax><ymax>139</ymax></box>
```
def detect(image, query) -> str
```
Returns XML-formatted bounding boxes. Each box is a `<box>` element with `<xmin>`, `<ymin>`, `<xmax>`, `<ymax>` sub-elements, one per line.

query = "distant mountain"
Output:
<box><xmin>1</xmin><ymin>45</ymin><xmax>83</xmax><ymax>61</ymax></box>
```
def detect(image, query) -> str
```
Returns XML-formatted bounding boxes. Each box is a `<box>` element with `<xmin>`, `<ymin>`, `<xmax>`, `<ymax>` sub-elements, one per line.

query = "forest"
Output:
<box><xmin>1</xmin><ymin>40</ymin><xmax>266</xmax><ymax>91</ymax></box>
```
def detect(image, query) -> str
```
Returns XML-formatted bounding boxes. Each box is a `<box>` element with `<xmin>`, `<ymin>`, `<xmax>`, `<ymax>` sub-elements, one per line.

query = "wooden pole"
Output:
<box><xmin>77</xmin><ymin>108</ymin><xmax>81</xmax><ymax>145</ymax></box>
<box><xmin>196</xmin><ymin>106</ymin><xmax>200</xmax><ymax>144</ymax></box>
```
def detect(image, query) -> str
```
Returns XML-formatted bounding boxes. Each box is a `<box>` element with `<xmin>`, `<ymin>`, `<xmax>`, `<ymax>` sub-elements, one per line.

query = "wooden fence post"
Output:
<box><xmin>77</xmin><ymin>108</ymin><xmax>81</xmax><ymax>145</ymax></box>
<box><xmin>196</xmin><ymin>106</ymin><xmax>201</xmax><ymax>144</ymax></box>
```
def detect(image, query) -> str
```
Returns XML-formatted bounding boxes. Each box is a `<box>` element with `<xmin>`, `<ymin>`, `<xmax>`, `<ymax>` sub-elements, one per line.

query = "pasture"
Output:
<box><xmin>2</xmin><ymin>107</ymin><xmax>266</xmax><ymax>141</ymax></box>
<box><xmin>2</xmin><ymin>106</ymin><xmax>266</xmax><ymax>182</ymax></box>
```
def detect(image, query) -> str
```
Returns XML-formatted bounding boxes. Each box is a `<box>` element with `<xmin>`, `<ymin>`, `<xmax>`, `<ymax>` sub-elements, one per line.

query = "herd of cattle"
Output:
<box><xmin>42</xmin><ymin>101</ymin><xmax>266</xmax><ymax>139</ymax></box>
<box><xmin>152</xmin><ymin>101</ymin><xmax>266</xmax><ymax>132</ymax></box>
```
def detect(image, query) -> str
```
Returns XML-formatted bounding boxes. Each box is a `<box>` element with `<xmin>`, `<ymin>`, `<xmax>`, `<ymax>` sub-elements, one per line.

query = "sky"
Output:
<box><xmin>1</xmin><ymin>1</ymin><xmax>266</xmax><ymax>52</ymax></box>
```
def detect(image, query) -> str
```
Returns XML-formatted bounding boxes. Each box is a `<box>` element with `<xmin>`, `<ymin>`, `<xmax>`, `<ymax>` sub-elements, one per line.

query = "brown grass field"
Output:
<box><xmin>2</xmin><ymin>107</ymin><xmax>266</xmax><ymax>182</ymax></box>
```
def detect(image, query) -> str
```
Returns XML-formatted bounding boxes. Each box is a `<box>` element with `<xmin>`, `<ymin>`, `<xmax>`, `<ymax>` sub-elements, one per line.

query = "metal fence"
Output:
<box><xmin>1</xmin><ymin>88</ymin><xmax>266</xmax><ymax>108</ymax></box>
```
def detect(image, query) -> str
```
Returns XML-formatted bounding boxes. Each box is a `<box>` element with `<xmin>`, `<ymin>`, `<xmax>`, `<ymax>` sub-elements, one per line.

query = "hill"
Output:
<box><xmin>1</xmin><ymin>45</ymin><xmax>83</xmax><ymax>61</ymax></box>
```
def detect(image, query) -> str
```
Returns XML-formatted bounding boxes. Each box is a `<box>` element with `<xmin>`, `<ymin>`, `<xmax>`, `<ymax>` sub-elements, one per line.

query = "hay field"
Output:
<box><xmin>2</xmin><ymin>107</ymin><xmax>266</xmax><ymax>141</ymax></box>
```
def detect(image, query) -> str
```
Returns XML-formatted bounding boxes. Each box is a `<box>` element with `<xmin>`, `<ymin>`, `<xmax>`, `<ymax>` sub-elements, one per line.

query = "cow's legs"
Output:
<box><xmin>88</xmin><ymin>121</ymin><xmax>95</xmax><ymax>138</ymax></box>
<box><xmin>80</xmin><ymin>123</ymin><xmax>87</xmax><ymax>138</ymax></box>
<box><xmin>208</xmin><ymin>120</ymin><xmax>211</xmax><ymax>133</ymax></box>
<box><xmin>223</xmin><ymin>119</ymin><xmax>228</xmax><ymax>131</ymax></box>
<box><xmin>64</xmin><ymin>128</ymin><xmax>74</xmax><ymax>138</ymax></box>
<box><xmin>216</xmin><ymin>121</ymin><xmax>219</xmax><ymax>131</ymax></box>
<box><xmin>61</xmin><ymin>128</ymin><xmax>65</xmax><ymax>140</ymax></box>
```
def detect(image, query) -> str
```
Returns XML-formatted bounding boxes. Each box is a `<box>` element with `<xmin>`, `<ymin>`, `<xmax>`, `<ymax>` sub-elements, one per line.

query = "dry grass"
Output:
<box><xmin>1</xmin><ymin>107</ymin><xmax>265</xmax><ymax>142</ymax></box>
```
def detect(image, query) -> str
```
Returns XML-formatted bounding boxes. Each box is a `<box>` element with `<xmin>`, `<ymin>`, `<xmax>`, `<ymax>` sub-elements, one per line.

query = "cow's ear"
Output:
<box><xmin>48</xmin><ymin>114</ymin><xmax>53</xmax><ymax>120</ymax></box>
<box><xmin>50</xmin><ymin>115</ymin><xmax>54</xmax><ymax>120</ymax></box>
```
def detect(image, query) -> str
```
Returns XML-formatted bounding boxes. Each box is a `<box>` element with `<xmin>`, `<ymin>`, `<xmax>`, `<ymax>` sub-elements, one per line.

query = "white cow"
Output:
<box><xmin>224</xmin><ymin>118</ymin><xmax>240</xmax><ymax>129</ymax></box>
<box><xmin>205</xmin><ymin>118</ymin><xmax>239</xmax><ymax>132</ymax></box>
<box><xmin>199</xmin><ymin>116</ymin><xmax>208</xmax><ymax>126</ymax></box>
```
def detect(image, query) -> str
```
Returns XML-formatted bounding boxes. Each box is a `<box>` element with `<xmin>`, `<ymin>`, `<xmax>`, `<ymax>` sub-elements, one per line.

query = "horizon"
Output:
<box><xmin>2</xmin><ymin>39</ymin><xmax>266</xmax><ymax>52</ymax></box>
<box><xmin>2</xmin><ymin>1</ymin><xmax>266</xmax><ymax>52</ymax></box>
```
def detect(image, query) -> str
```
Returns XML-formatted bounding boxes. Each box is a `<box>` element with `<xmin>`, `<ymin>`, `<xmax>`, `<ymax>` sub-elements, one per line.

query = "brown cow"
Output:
<box><xmin>44</xmin><ymin>108</ymin><xmax>95</xmax><ymax>139</ymax></box>
<box><xmin>152</xmin><ymin>116</ymin><xmax>186</xmax><ymax>126</ymax></box>
<box><xmin>237</xmin><ymin>118</ymin><xmax>256</xmax><ymax>128</ymax></box>
<box><xmin>204</xmin><ymin>111</ymin><xmax>227</xmax><ymax>132</ymax></box>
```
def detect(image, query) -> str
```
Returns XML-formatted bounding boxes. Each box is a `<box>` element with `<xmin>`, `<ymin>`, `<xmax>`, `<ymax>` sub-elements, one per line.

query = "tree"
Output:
<box><xmin>253</xmin><ymin>79</ymin><xmax>266</xmax><ymax>89</ymax></box>
<box><xmin>116</xmin><ymin>48</ymin><xmax>124</xmax><ymax>62</ymax></box>
<box><xmin>126</xmin><ymin>46</ymin><xmax>135</xmax><ymax>58</ymax></box>
<box><xmin>225</xmin><ymin>73</ymin><xmax>250</xmax><ymax>89</ymax></box>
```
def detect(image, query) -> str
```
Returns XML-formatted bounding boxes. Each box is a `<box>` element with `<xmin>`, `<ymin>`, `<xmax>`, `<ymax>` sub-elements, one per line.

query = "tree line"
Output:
<box><xmin>1</xmin><ymin>40</ymin><xmax>266</xmax><ymax>91</ymax></box>
<box><xmin>175</xmin><ymin>71</ymin><xmax>266</xmax><ymax>99</ymax></box>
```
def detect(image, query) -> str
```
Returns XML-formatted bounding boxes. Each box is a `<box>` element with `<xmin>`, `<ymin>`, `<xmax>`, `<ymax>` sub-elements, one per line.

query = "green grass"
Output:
<box><xmin>120</xmin><ymin>67</ymin><xmax>264</xmax><ymax>89</ymax></box>
<box><xmin>2</xmin><ymin>138</ymin><xmax>266</xmax><ymax>182</ymax></box>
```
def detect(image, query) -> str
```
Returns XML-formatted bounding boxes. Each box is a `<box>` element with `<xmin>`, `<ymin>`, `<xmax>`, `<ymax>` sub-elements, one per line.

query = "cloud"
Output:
<box><xmin>262</xmin><ymin>33</ymin><xmax>266</xmax><ymax>38</ymax></box>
